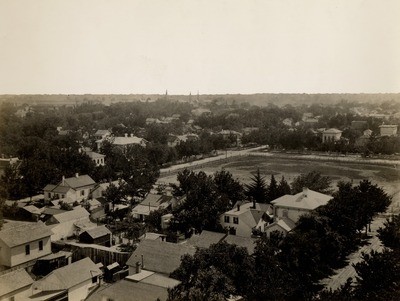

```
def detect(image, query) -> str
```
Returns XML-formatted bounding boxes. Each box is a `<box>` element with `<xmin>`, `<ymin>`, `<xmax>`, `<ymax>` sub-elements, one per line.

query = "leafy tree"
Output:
<box><xmin>291</xmin><ymin>170</ymin><xmax>333</xmax><ymax>194</ymax></box>
<box><xmin>353</xmin><ymin>250</ymin><xmax>400</xmax><ymax>301</ymax></box>
<box><xmin>59</xmin><ymin>201</ymin><xmax>73</xmax><ymax>211</ymax></box>
<box><xmin>245</xmin><ymin>169</ymin><xmax>268</xmax><ymax>203</ymax></box>
<box><xmin>213</xmin><ymin>170</ymin><xmax>245</xmax><ymax>207</ymax></box>
<box><xmin>103</xmin><ymin>181</ymin><xmax>126</xmax><ymax>212</ymax></box>
<box><xmin>277</xmin><ymin>176</ymin><xmax>291</xmax><ymax>197</ymax></box>
<box><xmin>378</xmin><ymin>214</ymin><xmax>400</xmax><ymax>250</ymax></box>
<box><xmin>171</xmin><ymin>242</ymin><xmax>254</xmax><ymax>299</ymax></box>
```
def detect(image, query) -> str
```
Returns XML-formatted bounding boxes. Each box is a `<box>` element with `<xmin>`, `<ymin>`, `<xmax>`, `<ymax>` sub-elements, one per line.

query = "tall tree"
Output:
<box><xmin>245</xmin><ymin>169</ymin><xmax>268</xmax><ymax>203</ymax></box>
<box><xmin>277</xmin><ymin>176</ymin><xmax>291</xmax><ymax>197</ymax></box>
<box><xmin>266</xmin><ymin>174</ymin><xmax>279</xmax><ymax>202</ymax></box>
<box><xmin>291</xmin><ymin>170</ymin><xmax>333</xmax><ymax>194</ymax></box>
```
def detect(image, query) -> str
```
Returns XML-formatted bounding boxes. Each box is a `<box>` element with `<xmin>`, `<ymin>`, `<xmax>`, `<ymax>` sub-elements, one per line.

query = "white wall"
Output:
<box><xmin>9</xmin><ymin>236</ymin><xmax>51</xmax><ymax>267</ymax></box>
<box><xmin>274</xmin><ymin>206</ymin><xmax>310</xmax><ymax>223</ymax></box>
<box><xmin>68</xmin><ymin>278</ymin><xmax>98</xmax><ymax>301</ymax></box>
<box><xmin>0</xmin><ymin>239</ymin><xmax>11</xmax><ymax>267</ymax></box>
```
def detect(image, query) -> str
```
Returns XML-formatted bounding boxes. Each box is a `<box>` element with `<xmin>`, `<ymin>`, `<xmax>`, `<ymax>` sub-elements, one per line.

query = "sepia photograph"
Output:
<box><xmin>0</xmin><ymin>0</ymin><xmax>399</xmax><ymax>300</ymax></box>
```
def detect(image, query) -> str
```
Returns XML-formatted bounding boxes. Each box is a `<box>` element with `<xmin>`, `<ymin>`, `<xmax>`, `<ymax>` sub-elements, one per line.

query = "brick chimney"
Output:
<box><xmin>135</xmin><ymin>261</ymin><xmax>142</xmax><ymax>274</ymax></box>
<box><xmin>62</xmin><ymin>175</ymin><xmax>65</xmax><ymax>185</ymax></box>
<box><xmin>302</xmin><ymin>187</ymin><xmax>308</xmax><ymax>197</ymax></box>
<box><xmin>237</xmin><ymin>204</ymin><xmax>241</xmax><ymax>211</ymax></box>
<box><xmin>75</xmin><ymin>173</ymin><xmax>79</xmax><ymax>178</ymax></box>
<box><xmin>124</xmin><ymin>133</ymin><xmax>128</xmax><ymax>137</ymax></box>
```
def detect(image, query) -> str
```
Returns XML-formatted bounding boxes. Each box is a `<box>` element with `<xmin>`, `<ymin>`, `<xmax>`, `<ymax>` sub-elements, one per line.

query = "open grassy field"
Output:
<box><xmin>159</xmin><ymin>154</ymin><xmax>400</xmax><ymax>213</ymax></box>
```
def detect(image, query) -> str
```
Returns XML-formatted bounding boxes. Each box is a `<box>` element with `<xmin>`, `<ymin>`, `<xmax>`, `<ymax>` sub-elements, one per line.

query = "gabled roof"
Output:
<box><xmin>265</xmin><ymin>217</ymin><xmax>296</xmax><ymax>233</ymax></box>
<box><xmin>32</xmin><ymin>258</ymin><xmax>101</xmax><ymax>291</ymax></box>
<box><xmin>379</xmin><ymin>124</ymin><xmax>398</xmax><ymax>128</ymax></box>
<box><xmin>42</xmin><ymin>208</ymin><xmax>67</xmax><ymax>216</ymax></box>
<box><xmin>86</xmin><ymin>280</ymin><xmax>169</xmax><ymax>301</ymax></box>
<box><xmin>63</xmin><ymin>174</ymin><xmax>96</xmax><ymax>189</ymax></box>
<box><xmin>94</xmin><ymin>129</ymin><xmax>111</xmax><ymax>136</ymax></box>
<box><xmin>84</xmin><ymin>151</ymin><xmax>105</xmax><ymax>159</ymax></box>
<box><xmin>43</xmin><ymin>184</ymin><xmax>72</xmax><ymax>194</ymax></box>
<box><xmin>187</xmin><ymin>230</ymin><xmax>227</xmax><ymax>249</ymax></box>
<box><xmin>126</xmin><ymin>240</ymin><xmax>196</xmax><ymax>275</ymax></box>
<box><xmin>112</xmin><ymin>136</ymin><xmax>148</xmax><ymax>146</ymax></box>
<box><xmin>0</xmin><ymin>269</ymin><xmax>34</xmax><ymax>297</ymax></box>
<box><xmin>271</xmin><ymin>188</ymin><xmax>332</xmax><ymax>210</ymax></box>
<box><xmin>51</xmin><ymin>207</ymin><xmax>90</xmax><ymax>224</ymax></box>
<box><xmin>140</xmin><ymin>194</ymin><xmax>174</xmax><ymax>207</ymax></box>
<box><xmin>223</xmin><ymin>235</ymin><xmax>257</xmax><ymax>254</ymax></box>
<box><xmin>22</xmin><ymin>205</ymin><xmax>43</xmax><ymax>215</ymax></box>
<box><xmin>80</xmin><ymin>225</ymin><xmax>111</xmax><ymax>239</ymax></box>
<box><xmin>0</xmin><ymin>222</ymin><xmax>52</xmax><ymax>248</ymax></box>
<box><xmin>224</xmin><ymin>202</ymin><xmax>270</xmax><ymax>216</ymax></box>
<box><xmin>323</xmin><ymin>128</ymin><xmax>342</xmax><ymax>134</ymax></box>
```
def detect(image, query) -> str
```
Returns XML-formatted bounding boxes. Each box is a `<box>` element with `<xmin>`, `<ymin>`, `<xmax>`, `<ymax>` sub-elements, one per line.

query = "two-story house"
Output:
<box><xmin>263</xmin><ymin>188</ymin><xmax>333</xmax><ymax>237</ymax></box>
<box><xmin>322</xmin><ymin>128</ymin><xmax>343</xmax><ymax>143</ymax></box>
<box><xmin>219</xmin><ymin>202</ymin><xmax>271</xmax><ymax>237</ymax></box>
<box><xmin>43</xmin><ymin>174</ymin><xmax>96</xmax><ymax>203</ymax></box>
<box><xmin>379</xmin><ymin>124</ymin><xmax>398</xmax><ymax>137</ymax></box>
<box><xmin>0</xmin><ymin>222</ymin><xmax>52</xmax><ymax>268</ymax></box>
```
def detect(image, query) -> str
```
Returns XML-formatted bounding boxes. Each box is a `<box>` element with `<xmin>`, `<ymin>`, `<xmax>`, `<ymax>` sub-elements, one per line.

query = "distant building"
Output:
<box><xmin>379</xmin><ymin>124</ymin><xmax>398</xmax><ymax>137</ymax></box>
<box><xmin>0</xmin><ymin>222</ymin><xmax>52</xmax><ymax>268</ymax></box>
<box><xmin>351</xmin><ymin>120</ymin><xmax>368</xmax><ymax>131</ymax></box>
<box><xmin>322</xmin><ymin>128</ymin><xmax>342</xmax><ymax>143</ymax></box>
<box><xmin>83</xmin><ymin>150</ymin><xmax>105</xmax><ymax>166</ymax></box>
<box><xmin>112</xmin><ymin>134</ymin><xmax>148</xmax><ymax>150</ymax></box>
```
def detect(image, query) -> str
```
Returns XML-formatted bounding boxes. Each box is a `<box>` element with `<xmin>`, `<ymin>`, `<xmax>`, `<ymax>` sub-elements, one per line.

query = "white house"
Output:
<box><xmin>30</xmin><ymin>257</ymin><xmax>102</xmax><ymax>301</ymax></box>
<box><xmin>43</xmin><ymin>174</ymin><xmax>96</xmax><ymax>203</ymax></box>
<box><xmin>132</xmin><ymin>194</ymin><xmax>177</xmax><ymax>221</ymax></box>
<box><xmin>263</xmin><ymin>188</ymin><xmax>333</xmax><ymax>237</ymax></box>
<box><xmin>379</xmin><ymin>124</ymin><xmax>398</xmax><ymax>137</ymax></box>
<box><xmin>322</xmin><ymin>128</ymin><xmax>343</xmax><ymax>143</ymax></box>
<box><xmin>219</xmin><ymin>202</ymin><xmax>271</xmax><ymax>237</ymax></box>
<box><xmin>0</xmin><ymin>222</ymin><xmax>52</xmax><ymax>268</ymax></box>
<box><xmin>83</xmin><ymin>150</ymin><xmax>105</xmax><ymax>167</ymax></box>
<box><xmin>46</xmin><ymin>207</ymin><xmax>95</xmax><ymax>241</ymax></box>
<box><xmin>112</xmin><ymin>134</ymin><xmax>148</xmax><ymax>150</ymax></box>
<box><xmin>0</xmin><ymin>268</ymin><xmax>34</xmax><ymax>300</ymax></box>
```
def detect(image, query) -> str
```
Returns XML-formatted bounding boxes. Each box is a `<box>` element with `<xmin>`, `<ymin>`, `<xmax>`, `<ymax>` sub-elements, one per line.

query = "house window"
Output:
<box><xmin>92</xmin><ymin>276</ymin><xmax>98</xmax><ymax>284</ymax></box>
<box><xmin>282</xmin><ymin>210</ymin><xmax>288</xmax><ymax>218</ymax></box>
<box><xmin>62</xmin><ymin>194</ymin><xmax>65</xmax><ymax>198</ymax></box>
<box><xmin>48</xmin><ymin>193</ymin><xmax>51</xmax><ymax>198</ymax></box>
<box><xmin>25</xmin><ymin>244</ymin><xmax>30</xmax><ymax>255</ymax></box>
<box><xmin>56</xmin><ymin>194</ymin><xmax>59</xmax><ymax>199</ymax></box>
<box><xmin>224</xmin><ymin>216</ymin><xmax>230</xmax><ymax>223</ymax></box>
<box><xmin>233</xmin><ymin>217</ymin><xmax>239</xmax><ymax>224</ymax></box>
<box><xmin>39</xmin><ymin>240</ymin><xmax>43</xmax><ymax>251</ymax></box>
<box><xmin>81</xmin><ymin>190</ymin><xmax>85</xmax><ymax>196</ymax></box>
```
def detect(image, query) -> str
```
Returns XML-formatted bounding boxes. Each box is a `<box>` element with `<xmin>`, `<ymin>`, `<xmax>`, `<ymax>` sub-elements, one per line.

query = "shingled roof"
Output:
<box><xmin>126</xmin><ymin>240</ymin><xmax>196</xmax><ymax>275</ymax></box>
<box><xmin>0</xmin><ymin>269</ymin><xmax>34</xmax><ymax>297</ymax></box>
<box><xmin>0</xmin><ymin>222</ymin><xmax>52</xmax><ymax>248</ymax></box>
<box><xmin>81</xmin><ymin>225</ymin><xmax>111</xmax><ymax>239</ymax></box>
<box><xmin>32</xmin><ymin>257</ymin><xmax>101</xmax><ymax>292</ymax></box>
<box><xmin>271</xmin><ymin>188</ymin><xmax>332</xmax><ymax>210</ymax></box>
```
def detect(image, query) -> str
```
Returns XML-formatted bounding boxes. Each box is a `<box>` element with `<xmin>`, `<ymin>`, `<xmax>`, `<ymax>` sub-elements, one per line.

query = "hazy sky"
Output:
<box><xmin>0</xmin><ymin>0</ymin><xmax>399</xmax><ymax>94</ymax></box>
